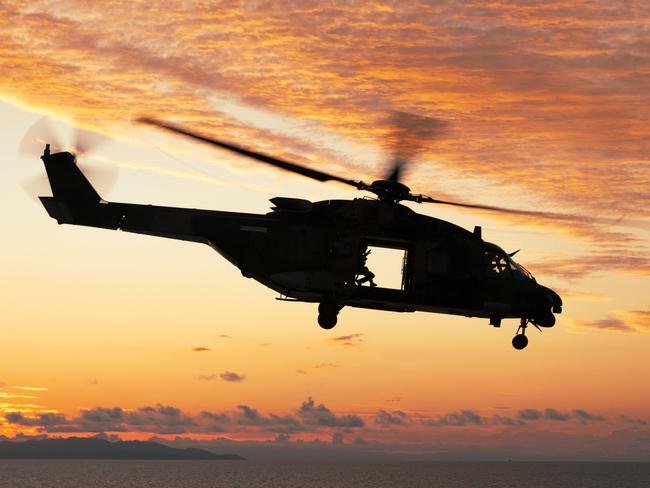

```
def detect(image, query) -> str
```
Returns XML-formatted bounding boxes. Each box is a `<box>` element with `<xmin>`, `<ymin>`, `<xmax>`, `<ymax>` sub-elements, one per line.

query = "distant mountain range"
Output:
<box><xmin>0</xmin><ymin>438</ymin><xmax>244</xmax><ymax>460</ymax></box>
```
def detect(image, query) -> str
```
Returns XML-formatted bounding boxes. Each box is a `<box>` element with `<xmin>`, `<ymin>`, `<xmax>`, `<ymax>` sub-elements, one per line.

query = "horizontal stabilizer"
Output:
<box><xmin>39</xmin><ymin>196</ymin><xmax>73</xmax><ymax>224</ymax></box>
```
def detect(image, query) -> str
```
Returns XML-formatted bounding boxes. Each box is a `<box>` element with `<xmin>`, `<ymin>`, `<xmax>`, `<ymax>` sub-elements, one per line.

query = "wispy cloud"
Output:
<box><xmin>1</xmin><ymin>1</ymin><xmax>647</xmax><ymax>248</ymax></box>
<box><xmin>330</xmin><ymin>333</ymin><xmax>364</xmax><ymax>346</ymax></box>
<box><xmin>569</xmin><ymin>309</ymin><xmax>650</xmax><ymax>333</ymax></box>
<box><xmin>311</xmin><ymin>363</ymin><xmax>338</xmax><ymax>369</ymax></box>
<box><xmin>374</xmin><ymin>410</ymin><xmax>408</xmax><ymax>427</ymax></box>
<box><xmin>190</xmin><ymin>347</ymin><xmax>211</xmax><ymax>353</ymax></box>
<box><xmin>220</xmin><ymin>371</ymin><xmax>246</xmax><ymax>383</ymax></box>
<box><xmin>297</xmin><ymin>398</ymin><xmax>364</xmax><ymax>428</ymax></box>
<box><xmin>197</xmin><ymin>374</ymin><xmax>217</xmax><ymax>381</ymax></box>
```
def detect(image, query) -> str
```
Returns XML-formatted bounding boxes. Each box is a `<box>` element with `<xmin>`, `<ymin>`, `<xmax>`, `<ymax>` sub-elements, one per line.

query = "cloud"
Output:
<box><xmin>5</xmin><ymin>404</ymin><xmax>197</xmax><ymax>434</ymax></box>
<box><xmin>374</xmin><ymin>410</ymin><xmax>408</xmax><ymax>427</ymax></box>
<box><xmin>218</xmin><ymin>334</ymin><xmax>232</xmax><ymax>339</ymax></box>
<box><xmin>544</xmin><ymin>408</ymin><xmax>571</xmax><ymax>421</ymax></box>
<box><xmin>1</xmin><ymin>1</ymin><xmax>647</xmax><ymax>246</ymax></box>
<box><xmin>421</xmin><ymin>408</ymin><xmax>593</xmax><ymax>427</ymax></box>
<box><xmin>197</xmin><ymin>374</ymin><xmax>217</xmax><ymax>381</ymax></box>
<box><xmin>13</xmin><ymin>386</ymin><xmax>48</xmax><ymax>391</ymax></box>
<box><xmin>517</xmin><ymin>408</ymin><xmax>602</xmax><ymax>424</ymax></box>
<box><xmin>4</xmin><ymin>412</ymin><xmax>67</xmax><ymax>427</ymax></box>
<box><xmin>424</xmin><ymin>410</ymin><xmax>484</xmax><ymax>427</ymax></box>
<box><xmin>190</xmin><ymin>347</ymin><xmax>211</xmax><ymax>352</ymax></box>
<box><xmin>220</xmin><ymin>371</ymin><xmax>245</xmax><ymax>383</ymax></box>
<box><xmin>491</xmin><ymin>415</ymin><xmax>519</xmax><ymax>426</ymax></box>
<box><xmin>619</xmin><ymin>415</ymin><xmax>647</xmax><ymax>426</ymax></box>
<box><xmin>527</xmin><ymin>253</ymin><xmax>650</xmax><ymax>281</ymax></box>
<box><xmin>573</xmin><ymin>409</ymin><xmax>606</xmax><ymax>423</ymax></box>
<box><xmin>518</xmin><ymin>408</ymin><xmax>570</xmax><ymax>422</ymax></box>
<box><xmin>297</xmin><ymin>398</ymin><xmax>364</xmax><ymax>428</ymax></box>
<box><xmin>330</xmin><ymin>333</ymin><xmax>364</xmax><ymax>346</ymax></box>
<box><xmin>235</xmin><ymin>405</ymin><xmax>303</xmax><ymax>433</ymax></box>
<box><xmin>332</xmin><ymin>431</ymin><xmax>344</xmax><ymax>445</ymax></box>
<box><xmin>236</xmin><ymin>405</ymin><xmax>268</xmax><ymax>426</ymax></box>
<box><xmin>570</xmin><ymin>310</ymin><xmax>650</xmax><ymax>334</ymax></box>
<box><xmin>2</xmin><ymin>398</ymin><xmax>629</xmax><ymax>455</ymax></box>
<box><xmin>517</xmin><ymin>408</ymin><xmax>543</xmax><ymax>420</ymax></box>
<box><xmin>311</xmin><ymin>363</ymin><xmax>338</xmax><ymax>369</ymax></box>
<box><xmin>573</xmin><ymin>317</ymin><xmax>635</xmax><ymax>333</ymax></box>
<box><xmin>0</xmin><ymin>392</ymin><xmax>37</xmax><ymax>399</ymax></box>
<box><xmin>628</xmin><ymin>310</ymin><xmax>650</xmax><ymax>330</ymax></box>
<box><xmin>200</xmin><ymin>411</ymin><xmax>230</xmax><ymax>423</ymax></box>
<box><xmin>5</xmin><ymin>399</ymin><xmax>355</xmax><ymax>436</ymax></box>
<box><xmin>86</xmin><ymin>405</ymin><xmax>196</xmax><ymax>434</ymax></box>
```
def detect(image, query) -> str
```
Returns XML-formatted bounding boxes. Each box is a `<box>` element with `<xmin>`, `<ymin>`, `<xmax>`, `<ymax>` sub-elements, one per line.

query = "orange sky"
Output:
<box><xmin>0</xmin><ymin>1</ymin><xmax>649</xmax><ymax>460</ymax></box>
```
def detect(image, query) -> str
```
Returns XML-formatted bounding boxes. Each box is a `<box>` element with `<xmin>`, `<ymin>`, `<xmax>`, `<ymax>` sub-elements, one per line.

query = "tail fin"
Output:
<box><xmin>39</xmin><ymin>151</ymin><xmax>103</xmax><ymax>225</ymax></box>
<box><xmin>42</xmin><ymin>151</ymin><xmax>101</xmax><ymax>204</ymax></box>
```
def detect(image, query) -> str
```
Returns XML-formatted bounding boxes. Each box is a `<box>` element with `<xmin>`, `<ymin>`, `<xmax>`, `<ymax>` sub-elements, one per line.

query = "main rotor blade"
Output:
<box><xmin>386</xmin><ymin>157</ymin><xmax>407</xmax><ymax>183</ymax></box>
<box><xmin>137</xmin><ymin>117</ymin><xmax>363</xmax><ymax>188</ymax></box>
<box><xmin>384</xmin><ymin>111</ymin><xmax>445</xmax><ymax>183</ymax></box>
<box><xmin>414</xmin><ymin>195</ymin><xmax>648</xmax><ymax>229</ymax></box>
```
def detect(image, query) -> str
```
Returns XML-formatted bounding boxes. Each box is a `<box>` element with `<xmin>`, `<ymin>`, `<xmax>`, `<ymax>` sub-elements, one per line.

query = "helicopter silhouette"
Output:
<box><xmin>31</xmin><ymin>116</ymin><xmax>563</xmax><ymax>350</ymax></box>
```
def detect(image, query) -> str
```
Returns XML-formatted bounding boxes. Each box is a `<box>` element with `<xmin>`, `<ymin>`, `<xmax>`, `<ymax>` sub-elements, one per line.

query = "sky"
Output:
<box><xmin>0</xmin><ymin>1</ymin><xmax>649</xmax><ymax>461</ymax></box>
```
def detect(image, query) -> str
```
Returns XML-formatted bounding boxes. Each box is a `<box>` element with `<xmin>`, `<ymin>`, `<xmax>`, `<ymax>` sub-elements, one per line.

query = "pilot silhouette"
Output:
<box><xmin>356</xmin><ymin>249</ymin><xmax>377</xmax><ymax>287</ymax></box>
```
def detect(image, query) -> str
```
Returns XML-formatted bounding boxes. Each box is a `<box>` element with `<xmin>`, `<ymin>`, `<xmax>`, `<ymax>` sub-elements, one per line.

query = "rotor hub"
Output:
<box><xmin>368</xmin><ymin>180</ymin><xmax>412</xmax><ymax>203</ymax></box>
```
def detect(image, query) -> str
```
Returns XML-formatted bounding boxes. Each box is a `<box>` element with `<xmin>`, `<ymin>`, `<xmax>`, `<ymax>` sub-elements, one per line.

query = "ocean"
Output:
<box><xmin>0</xmin><ymin>460</ymin><xmax>648</xmax><ymax>487</ymax></box>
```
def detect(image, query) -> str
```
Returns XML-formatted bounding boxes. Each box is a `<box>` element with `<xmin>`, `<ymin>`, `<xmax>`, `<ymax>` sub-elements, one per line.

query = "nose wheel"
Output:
<box><xmin>512</xmin><ymin>319</ymin><xmax>530</xmax><ymax>350</ymax></box>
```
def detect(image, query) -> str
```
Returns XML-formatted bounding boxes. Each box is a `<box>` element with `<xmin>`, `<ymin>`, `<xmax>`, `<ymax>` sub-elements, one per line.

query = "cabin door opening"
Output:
<box><xmin>363</xmin><ymin>245</ymin><xmax>407</xmax><ymax>290</ymax></box>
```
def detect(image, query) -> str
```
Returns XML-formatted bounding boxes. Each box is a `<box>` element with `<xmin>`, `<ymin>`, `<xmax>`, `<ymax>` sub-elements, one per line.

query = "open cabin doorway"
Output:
<box><xmin>362</xmin><ymin>244</ymin><xmax>407</xmax><ymax>290</ymax></box>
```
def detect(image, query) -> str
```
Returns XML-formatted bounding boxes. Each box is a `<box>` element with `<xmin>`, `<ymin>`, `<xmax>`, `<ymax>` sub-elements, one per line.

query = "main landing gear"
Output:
<box><xmin>317</xmin><ymin>302</ymin><xmax>342</xmax><ymax>330</ymax></box>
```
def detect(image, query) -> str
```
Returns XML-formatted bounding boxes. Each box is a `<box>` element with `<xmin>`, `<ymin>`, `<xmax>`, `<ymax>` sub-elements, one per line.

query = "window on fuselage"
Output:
<box><xmin>509</xmin><ymin>258</ymin><xmax>535</xmax><ymax>281</ymax></box>
<box><xmin>484</xmin><ymin>247</ymin><xmax>510</xmax><ymax>278</ymax></box>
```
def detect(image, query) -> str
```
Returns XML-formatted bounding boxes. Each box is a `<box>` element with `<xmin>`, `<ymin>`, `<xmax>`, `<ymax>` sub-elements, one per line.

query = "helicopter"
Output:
<box><xmin>31</xmin><ymin>116</ymin><xmax>563</xmax><ymax>350</ymax></box>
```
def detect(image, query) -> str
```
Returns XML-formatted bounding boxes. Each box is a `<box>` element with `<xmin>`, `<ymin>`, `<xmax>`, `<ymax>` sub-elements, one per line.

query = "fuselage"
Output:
<box><xmin>39</xmin><ymin>150</ymin><xmax>562</xmax><ymax>329</ymax></box>
<box><xmin>200</xmin><ymin>197</ymin><xmax>561</xmax><ymax>325</ymax></box>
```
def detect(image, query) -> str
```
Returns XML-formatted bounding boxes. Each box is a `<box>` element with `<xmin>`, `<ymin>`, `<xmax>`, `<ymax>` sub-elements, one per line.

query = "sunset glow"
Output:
<box><xmin>1</xmin><ymin>1</ymin><xmax>649</xmax><ymax>460</ymax></box>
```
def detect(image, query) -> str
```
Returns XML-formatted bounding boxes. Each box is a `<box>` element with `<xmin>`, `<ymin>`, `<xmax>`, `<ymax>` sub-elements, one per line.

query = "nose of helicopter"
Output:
<box><xmin>530</xmin><ymin>285</ymin><xmax>562</xmax><ymax>327</ymax></box>
<box><xmin>544</xmin><ymin>286</ymin><xmax>563</xmax><ymax>314</ymax></box>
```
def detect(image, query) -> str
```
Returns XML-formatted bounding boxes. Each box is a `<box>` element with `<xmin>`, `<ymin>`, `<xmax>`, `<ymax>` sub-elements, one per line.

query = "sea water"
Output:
<box><xmin>0</xmin><ymin>460</ymin><xmax>648</xmax><ymax>487</ymax></box>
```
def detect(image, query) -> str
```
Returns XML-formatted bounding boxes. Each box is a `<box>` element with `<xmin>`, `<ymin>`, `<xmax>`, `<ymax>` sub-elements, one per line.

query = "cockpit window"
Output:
<box><xmin>484</xmin><ymin>243</ymin><xmax>535</xmax><ymax>281</ymax></box>
<box><xmin>510</xmin><ymin>259</ymin><xmax>534</xmax><ymax>281</ymax></box>
<box><xmin>484</xmin><ymin>247</ymin><xmax>510</xmax><ymax>277</ymax></box>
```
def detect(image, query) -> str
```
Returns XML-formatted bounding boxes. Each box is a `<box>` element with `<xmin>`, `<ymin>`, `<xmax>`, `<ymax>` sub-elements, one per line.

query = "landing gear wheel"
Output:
<box><xmin>318</xmin><ymin>301</ymin><xmax>341</xmax><ymax>329</ymax></box>
<box><xmin>512</xmin><ymin>319</ymin><xmax>529</xmax><ymax>350</ymax></box>
<box><xmin>512</xmin><ymin>334</ymin><xmax>528</xmax><ymax>350</ymax></box>
<box><xmin>318</xmin><ymin>302</ymin><xmax>339</xmax><ymax>315</ymax></box>
<box><xmin>318</xmin><ymin>313</ymin><xmax>337</xmax><ymax>330</ymax></box>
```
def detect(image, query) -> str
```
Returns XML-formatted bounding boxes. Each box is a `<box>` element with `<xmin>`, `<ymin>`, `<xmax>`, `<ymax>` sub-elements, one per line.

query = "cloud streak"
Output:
<box><xmin>330</xmin><ymin>333</ymin><xmax>364</xmax><ymax>346</ymax></box>
<box><xmin>1</xmin><ymin>1</ymin><xmax>647</xmax><ymax>239</ymax></box>
<box><xmin>570</xmin><ymin>309</ymin><xmax>650</xmax><ymax>334</ymax></box>
<box><xmin>220</xmin><ymin>371</ymin><xmax>245</xmax><ymax>383</ymax></box>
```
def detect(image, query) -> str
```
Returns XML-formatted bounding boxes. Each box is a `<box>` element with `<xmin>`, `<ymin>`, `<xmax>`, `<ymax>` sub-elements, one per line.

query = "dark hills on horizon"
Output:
<box><xmin>0</xmin><ymin>437</ymin><xmax>244</xmax><ymax>460</ymax></box>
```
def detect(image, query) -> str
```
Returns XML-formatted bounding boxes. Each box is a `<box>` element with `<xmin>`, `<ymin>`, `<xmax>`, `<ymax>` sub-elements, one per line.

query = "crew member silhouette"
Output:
<box><xmin>356</xmin><ymin>248</ymin><xmax>377</xmax><ymax>287</ymax></box>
